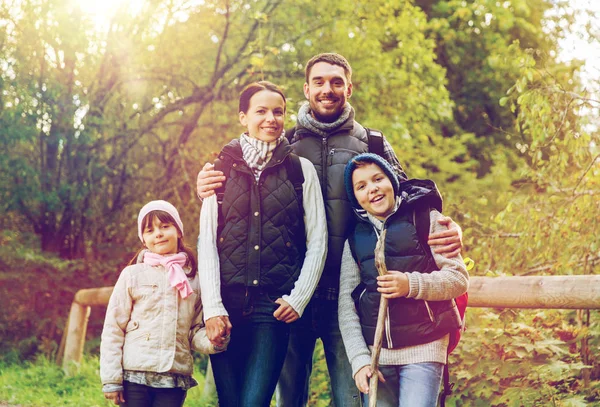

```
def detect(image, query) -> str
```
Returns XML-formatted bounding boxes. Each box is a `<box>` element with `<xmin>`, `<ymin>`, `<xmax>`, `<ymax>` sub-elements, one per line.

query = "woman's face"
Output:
<box><xmin>352</xmin><ymin>163</ymin><xmax>396</xmax><ymax>220</ymax></box>
<box><xmin>239</xmin><ymin>90</ymin><xmax>285</xmax><ymax>142</ymax></box>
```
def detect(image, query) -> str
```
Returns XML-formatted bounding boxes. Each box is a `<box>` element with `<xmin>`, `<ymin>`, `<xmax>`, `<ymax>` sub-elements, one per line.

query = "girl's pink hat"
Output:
<box><xmin>137</xmin><ymin>200</ymin><xmax>184</xmax><ymax>242</ymax></box>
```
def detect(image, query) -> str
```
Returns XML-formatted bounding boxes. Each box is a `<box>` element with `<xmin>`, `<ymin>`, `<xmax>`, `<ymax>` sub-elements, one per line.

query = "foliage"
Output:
<box><xmin>0</xmin><ymin>229</ymin><xmax>129</xmax><ymax>359</ymax></box>
<box><xmin>0</xmin><ymin>0</ymin><xmax>598</xmax><ymax>404</ymax></box>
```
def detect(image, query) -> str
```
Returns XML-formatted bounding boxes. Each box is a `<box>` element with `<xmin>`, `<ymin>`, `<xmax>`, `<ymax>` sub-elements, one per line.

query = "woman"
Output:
<box><xmin>197</xmin><ymin>81</ymin><xmax>327</xmax><ymax>407</ymax></box>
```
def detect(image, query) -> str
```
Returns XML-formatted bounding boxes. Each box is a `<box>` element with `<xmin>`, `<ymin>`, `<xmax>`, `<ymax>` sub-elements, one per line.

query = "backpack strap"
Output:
<box><xmin>285</xmin><ymin>126</ymin><xmax>297</xmax><ymax>144</ymax></box>
<box><xmin>439</xmin><ymin>360</ymin><xmax>453</xmax><ymax>407</ymax></box>
<box><xmin>413</xmin><ymin>205</ymin><xmax>458</xmax><ymax>406</ymax></box>
<box><xmin>285</xmin><ymin>153</ymin><xmax>304</xmax><ymax>213</ymax></box>
<box><xmin>365</xmin><ymin>127</ymin><xmax>384</xmax><ymax>157</ymax></box>
<box><xmin>412</xmin><ymin>204</ymin><xmax>432</xmax><ymax>257</ymax></box>
<box><xmin>213</xmin><ymin>154</ymin><xmax>231</xmax><ymax>206</ymax></box>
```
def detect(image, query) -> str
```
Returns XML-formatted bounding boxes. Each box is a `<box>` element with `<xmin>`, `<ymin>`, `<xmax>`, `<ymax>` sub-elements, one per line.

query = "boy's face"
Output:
<box><xmin>352</xmin><ymin>163</ymin><xmax>396</xmax><ymax>220</ymax></box>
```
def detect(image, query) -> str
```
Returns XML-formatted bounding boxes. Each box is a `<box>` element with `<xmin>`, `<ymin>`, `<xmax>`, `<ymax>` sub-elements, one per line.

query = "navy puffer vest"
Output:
<box><xmin>348</xmin><ymin>180</ymin><xmax>460</xmax><ymax>348</ymax></box>
<box><xmin>216</xmin><ymin>139</ymin><xmax>306</xmax><ymax>311</ymax></box>
<box><xmin>290</xmin><ymin>118</ymin><xmax>369</xmax><ymax>294</ymax></box>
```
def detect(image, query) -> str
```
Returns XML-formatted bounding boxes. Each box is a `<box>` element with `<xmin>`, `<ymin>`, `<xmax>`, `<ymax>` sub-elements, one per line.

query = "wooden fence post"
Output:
<box><xmin>62</xmin><ymin>301</ymin><xmax>91</xmax><ymax>375</ymax></box>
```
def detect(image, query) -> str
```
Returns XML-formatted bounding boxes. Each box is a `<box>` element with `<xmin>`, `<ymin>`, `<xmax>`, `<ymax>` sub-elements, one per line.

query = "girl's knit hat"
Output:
<box><xmin>344</xmin><ymin>153</ymin><xmax>400</xmax><ymax>209</ymax></box>
<box><xmin>137</xmin><ymin>200</ymin><xmax>184</xmax><ymax>242</ymax></box>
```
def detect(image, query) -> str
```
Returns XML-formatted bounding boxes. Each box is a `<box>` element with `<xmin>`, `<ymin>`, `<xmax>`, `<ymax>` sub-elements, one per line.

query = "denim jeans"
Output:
<box><xmin>363</xmin><ymin>362</ymin><xmax>444</xmax><ymax>407</ymax></box>
<box><xmin>276</xmin><ymin>297</ymin><xmax>361</xmax><ymax>407</ymax></box>
<box><xmin>210</xmin><ymin>290</ymin><xmax>290</xmax><ymax>407</ymax></box>
<box><xmin>121</xmin><ymin>381</ymin><xmax>186</xmax><ymax>407</ymax></box>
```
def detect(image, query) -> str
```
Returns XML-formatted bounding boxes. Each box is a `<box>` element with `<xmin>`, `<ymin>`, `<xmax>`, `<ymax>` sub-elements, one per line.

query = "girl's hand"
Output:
<box><xmin>354</xmin><ymin>365</ymin><xmax>386</xmax><ymax>394</ymax></box>
<box><xmin>206</xmin><ymin>316</ymin><xmax>232</xmax><ymax>347</ymax></box>
<box><xmin>428</xmin><ymin>216</ymin><xmax>462</xmax><ymax>258</ymax></box>
<box><xmin>377</xmin><ymin>270</ymin><xmax>409</xmax><ymax>298</ymax></box>
<box><xmin>273</xmin><ymin>298</ymin><xmax>299</xmax><ymax>323</ymax></box>
<box><xmin>104</xmin><ymin>390</ymin><xmax>125</xmax><ymax>405</ymax></box>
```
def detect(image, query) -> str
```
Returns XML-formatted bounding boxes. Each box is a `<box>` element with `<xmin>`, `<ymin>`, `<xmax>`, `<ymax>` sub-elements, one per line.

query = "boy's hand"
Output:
<box><xmin>196</xmin><ymin>162</ymin><xmax>226</xmax><ymax>199</ymax></box>
<box><xmin>377</xmin><ymin>270</ymin><xmax>409</xmax><ymax>298</ymax></box>
<box><xmin>104</xmin><ymin>390</ymin><xmax>125</xmax><ymax>405</ymax></box>
<box><xmin>273</xmin><ymin>298</ymin><xmax>299</xmax><ymax>323</ymax></box>
<box><xmin>206</xmin><ymin>316</ymin><xmax>232</xmax><ymax>347</ymax></box>
<box><xmin>428</xmin><ymin>216</ymin><xmax>462</xmax><ymax>258</ymax></box>
<box><xmin>354</xmin><ymin>365</ymin><xmax>386</xmax><ymax>394</ymax></box>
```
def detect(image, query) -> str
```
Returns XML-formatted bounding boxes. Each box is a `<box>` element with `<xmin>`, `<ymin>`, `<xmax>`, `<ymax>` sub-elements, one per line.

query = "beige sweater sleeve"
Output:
<box><xmin>338</xmin><ymin>240</ymin><xmax>372</xmax><ymax>378</ymax></box>
<box><xmin>405</xmin><ymin>210</ymin><xmax>469</xmax><ymax>301</ymax></box>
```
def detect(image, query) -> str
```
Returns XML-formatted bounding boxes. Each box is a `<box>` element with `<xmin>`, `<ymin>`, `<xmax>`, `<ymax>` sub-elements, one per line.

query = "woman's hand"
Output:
<box><xmin>104</xmin><ymin>391</ymin><xmax>125</xmax><ymax>405</ymax></box>
<box><xmin>354</xmin><ymin>365</ymin><xmax>386</xmax><ymax>394</ymax></box>
<box><xmin>196</xmin><ymin>162</ymin><xmax>226</xmax><ymax>199</ymax></box>
<box><xmin>376</xmin><ymin>270</ymin><xmax>409</xmax><ymax>298</ymax></box>
<box><xmin>205</xmin><ymin>315</ymin><xmax>232</xmax><ymax>347</ymax></box>
<box><xmin>428</xmin><ymin>216</ymin><xmax>462</xmax><ymax>258</ymax></box>
<box><xmin>273</xmin><ymin>298</ymin><xmax>299</xmax><ymax>323</ymax></box>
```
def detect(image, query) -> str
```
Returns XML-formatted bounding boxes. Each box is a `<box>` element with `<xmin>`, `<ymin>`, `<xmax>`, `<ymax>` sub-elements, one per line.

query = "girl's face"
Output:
<box><xmin>352</xmin><ymin>163</ymin><xmax>396</xmax><ymax>220</ymax></box>
<box><xmin>142</xmin><ymin>216</ymin><xmax>180</xmax><ymax>255</ymax></box>
<box><xmin>239</xmin><ymin>90</ymin><xmax>285</xmax><ymax>142</ymax></box>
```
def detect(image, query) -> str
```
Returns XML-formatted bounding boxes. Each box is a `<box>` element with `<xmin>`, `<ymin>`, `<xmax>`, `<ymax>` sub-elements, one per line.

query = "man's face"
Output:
<box><xmin>303</xmin><ymin>62</ymin><xmax>352</xmax><ymax>123</ymax></box>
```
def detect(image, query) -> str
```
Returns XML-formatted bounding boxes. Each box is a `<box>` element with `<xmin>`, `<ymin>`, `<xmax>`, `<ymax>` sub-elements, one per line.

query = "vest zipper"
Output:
<box><xmin>321</xmin><ymin>138</ymin><xmax>328</xmax><ymax>199</ymax></box>
<box><xmin>358</xmin><ymin>287</ymin><xmax>367</xmax><ymax>303</ymax></box>
<box><xmin>424</xmin><ymin>300</ymin><xmax>436</xmax><ymax>323</ymax></box>
<box><xmin>385</xmin><ymin>307</ymin><xmax>393</xmax><ymax>348</ymax></box>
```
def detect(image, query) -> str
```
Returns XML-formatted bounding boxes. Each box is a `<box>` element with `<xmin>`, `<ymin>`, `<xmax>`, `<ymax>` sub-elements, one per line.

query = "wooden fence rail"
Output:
<box><xmin>61</xmin><ymin>275</ymin><xmax>600</xmax><ymax>374</ymax></box>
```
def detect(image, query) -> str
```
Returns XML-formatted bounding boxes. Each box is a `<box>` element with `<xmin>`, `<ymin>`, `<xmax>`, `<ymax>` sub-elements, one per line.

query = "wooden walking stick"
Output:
<box><xmin>369</xmin><ymin>229</ymin><xmax>388</xmax><ymax>407</ymax></box>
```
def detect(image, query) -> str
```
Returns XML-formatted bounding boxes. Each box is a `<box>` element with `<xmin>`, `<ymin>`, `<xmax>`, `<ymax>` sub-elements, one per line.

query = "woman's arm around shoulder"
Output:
<box><xmin>280</xmin><ymin>157</ymin><xmax>327</xmax><ymax>318</ymax></box>
<box><xmin>404</xmin><ymin>209</ymin><xmax>469</xmax><ymax>301</ymax></box>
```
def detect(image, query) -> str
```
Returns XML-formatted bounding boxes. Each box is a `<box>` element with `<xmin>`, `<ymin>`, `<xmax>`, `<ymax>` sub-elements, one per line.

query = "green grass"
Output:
<box><xmin>0</xmin><ymin>356</ymin><xmax>217</xmax><ymax>407</ymax></box>
<box><xmin>0</xmin><ymin>343</ymin><xmax>332</xmax><ymax>407</ymax></box>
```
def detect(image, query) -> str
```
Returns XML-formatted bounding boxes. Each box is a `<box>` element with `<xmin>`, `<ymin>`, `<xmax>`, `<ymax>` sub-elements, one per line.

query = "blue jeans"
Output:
<box><xmin>276</xmin><ymin>297</ymin><xmax>361</xmax><ymax>407</ymax></box>
<box><xmin>210</xmin><ymin>291</ymin><xmax>290</xmax><ymax>407</ymax></box>
<box><xmin>363</xmin><ymin>362</ymin><xmax>444</xmax><ymax>407</ymax></box>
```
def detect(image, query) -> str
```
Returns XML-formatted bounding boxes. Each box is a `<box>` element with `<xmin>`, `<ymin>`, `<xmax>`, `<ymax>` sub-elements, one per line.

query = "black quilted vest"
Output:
<box><xmin>348</xmin><ymin>180</ymin><xmax>460</xmax><ymax>348</ymax></box>
<box><xmin>289</xmin><ymin>118</ymin><xmax>369</xmax><ymax>295</ymax></box>
<box><xmin>216</xmin><ymin>139</ymin><xmax>306</xmax><ymax>311</ymax></box>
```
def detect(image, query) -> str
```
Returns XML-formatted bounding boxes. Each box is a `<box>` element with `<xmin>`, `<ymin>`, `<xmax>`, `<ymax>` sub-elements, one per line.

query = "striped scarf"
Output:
<box><xmin>240</xmin><ymin>131</ymin><xmax>286</xmax><ymax>181</ymax></box>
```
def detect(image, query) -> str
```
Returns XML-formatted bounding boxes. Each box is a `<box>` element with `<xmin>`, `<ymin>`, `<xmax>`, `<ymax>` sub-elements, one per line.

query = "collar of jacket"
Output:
<box><xmin>294</xmin><ymin>114</ymin><xmax>356</xmax><ymax>139</ymax></box>
<box><xmin>220</xmin><ymin>137</ymin><xmax>294</xmax><ymax>174</ymax></box>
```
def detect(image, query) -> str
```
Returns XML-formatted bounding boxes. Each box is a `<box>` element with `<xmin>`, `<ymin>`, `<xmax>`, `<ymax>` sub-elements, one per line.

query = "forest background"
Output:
<box><xmin>0</xmin><ymin>0</ymin><xmax>598</xmax><ymax>405</ymax></box>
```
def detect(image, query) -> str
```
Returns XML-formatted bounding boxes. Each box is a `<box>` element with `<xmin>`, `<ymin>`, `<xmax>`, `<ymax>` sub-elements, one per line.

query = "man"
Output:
<box><xmin>197</xmin><ymin>53</ymin><xmax>462</xmax><ymax>406</ymax></box>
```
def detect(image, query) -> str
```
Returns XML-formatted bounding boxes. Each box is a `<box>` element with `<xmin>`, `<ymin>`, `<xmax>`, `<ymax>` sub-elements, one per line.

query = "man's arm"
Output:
<box><xmin>380</xmin><ymin>135</ymin><xmax>462</xmax><ymax>256</ymax></box>
<box><xmin>196</xmin><ymin>162</ymin><xmax>227</xmax><ymax>199</ymax></box>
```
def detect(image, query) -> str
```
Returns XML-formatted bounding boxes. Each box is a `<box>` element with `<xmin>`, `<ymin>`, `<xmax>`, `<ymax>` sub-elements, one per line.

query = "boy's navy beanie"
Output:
<box><xmin>344</xmin><ymin>153</ymin><xmax>400</xmax><ymax>210</ymax></box>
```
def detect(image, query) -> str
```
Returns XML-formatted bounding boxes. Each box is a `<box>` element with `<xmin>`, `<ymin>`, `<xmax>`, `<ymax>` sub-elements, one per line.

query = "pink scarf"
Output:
<box><xmin>143</xmin><ymin>252</ymin><xmax>193</xmax><ymax>299</ymax></box>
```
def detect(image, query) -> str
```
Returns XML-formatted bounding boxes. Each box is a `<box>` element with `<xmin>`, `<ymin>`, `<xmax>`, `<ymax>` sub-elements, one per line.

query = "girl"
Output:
<box><xmin>197</xmin><ymin>81</ymin><xmax>327</xmax><ymax>407</ymax></box>
<box><xmin>101</xmin><ymin>200</ymin><xmax>222</xmax><ymax>407</ymax></box>
<box><xmin>339</xmin><ymin>153</ymin><xmax>469</xmax><ymax>407</ymax></box>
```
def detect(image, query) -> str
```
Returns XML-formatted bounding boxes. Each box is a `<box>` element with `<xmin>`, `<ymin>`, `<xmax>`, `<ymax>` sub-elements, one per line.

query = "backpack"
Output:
<box><xmin>412</xmin><ymin>204</ymin><xmax>468</xmax><ymax>407</ymax></box>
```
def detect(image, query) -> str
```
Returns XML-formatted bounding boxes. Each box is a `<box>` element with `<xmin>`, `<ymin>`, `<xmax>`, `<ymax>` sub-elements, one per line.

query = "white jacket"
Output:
<box><xmin>100</xmin><ymin>262</ymin><xmax>215</xmax><ymax>386</ymax></box>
